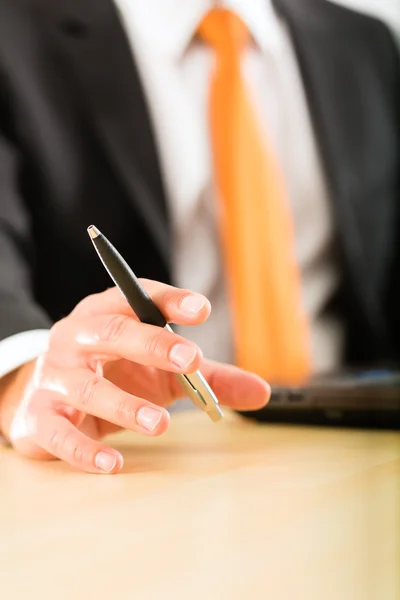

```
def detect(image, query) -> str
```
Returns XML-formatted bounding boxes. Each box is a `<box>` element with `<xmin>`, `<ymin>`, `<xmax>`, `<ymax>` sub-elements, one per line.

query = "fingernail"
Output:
<box><xmin>136</xmin><ymin>406</ymin><xmax>163</xmax><ymax>432</ymax></box>
<box><xmin>180</xmin><ymin>295</ymin><xmax>205</xmax><ymax>316</ymax></box>
<box><xmin>170</xmin><ymin>344</ymin><xmax>197</xmax><ymax>369</ymax></box>
<box><xmin>95</xmin><ymin>451</ymin><xmax>117</xmax><ymax>473</ymax></box>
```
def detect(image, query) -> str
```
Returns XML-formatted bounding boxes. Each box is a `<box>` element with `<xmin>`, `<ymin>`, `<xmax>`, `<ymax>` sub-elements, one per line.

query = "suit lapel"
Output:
<box><xmin>49</xmin><ymin>0</ymin><xmax>170</xmax><ymax>262</ymax></box>
<box><xmin>273</xmin><ymin>0</ymin><xmax>393</xmax><ymax>347</ymax></box>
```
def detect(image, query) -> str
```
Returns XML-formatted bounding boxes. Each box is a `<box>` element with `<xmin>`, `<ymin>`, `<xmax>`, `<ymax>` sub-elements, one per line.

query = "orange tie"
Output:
<box><xmin>198</xmin><ymin>9</ymin><xmax>311</xmax><ymax>384</ymax></box>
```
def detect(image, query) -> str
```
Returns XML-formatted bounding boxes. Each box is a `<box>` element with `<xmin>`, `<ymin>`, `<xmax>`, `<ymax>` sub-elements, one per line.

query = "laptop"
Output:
<box><xmin>240</xmin><ymin>367</ymin><xmax>400</xmax><ymax>429</ymax></box>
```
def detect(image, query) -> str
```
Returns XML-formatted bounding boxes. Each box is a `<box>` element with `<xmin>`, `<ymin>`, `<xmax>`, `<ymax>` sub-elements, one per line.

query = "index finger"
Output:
<box><xmin>72</xmin><ymin>281</ymin><xmax>211</xmax><ymax>326</ymax></box>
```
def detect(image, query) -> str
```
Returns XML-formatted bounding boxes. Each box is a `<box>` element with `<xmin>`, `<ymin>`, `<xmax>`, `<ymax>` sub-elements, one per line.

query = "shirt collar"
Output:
<box><xmin>114</xmin><ymin>0</ymin><xmax>285</xmax><ymax>60</ymax></box>
<box><xmin>227</xmin><ymin>0</ymin><xmax>286</xmax><ymax>56</ymax></box>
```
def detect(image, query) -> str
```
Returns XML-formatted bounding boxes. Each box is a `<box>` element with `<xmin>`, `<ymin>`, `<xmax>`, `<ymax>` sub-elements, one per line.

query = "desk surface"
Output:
<box><xmin>1</xmin><ymin>410</ymin><xmax>399</xmax><ymax>600</ymax></box>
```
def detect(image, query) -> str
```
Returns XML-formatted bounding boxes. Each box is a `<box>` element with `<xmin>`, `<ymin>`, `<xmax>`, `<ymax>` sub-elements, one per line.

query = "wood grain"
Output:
<box><xmin>1</xmin><ymin>410</ymin><xmax>399</xmax><ymax>600</ymax></box>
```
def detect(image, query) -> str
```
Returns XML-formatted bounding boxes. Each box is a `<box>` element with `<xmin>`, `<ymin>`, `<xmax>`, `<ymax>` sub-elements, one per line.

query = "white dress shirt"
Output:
<box><xmin>0</xmin><ymin>0</ymin><xmax>344</xmax><ymax>380</ymax></box>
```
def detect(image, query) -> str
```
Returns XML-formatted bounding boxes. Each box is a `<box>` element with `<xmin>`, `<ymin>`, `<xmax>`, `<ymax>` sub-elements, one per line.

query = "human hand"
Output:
<box><xmin>0</xmin><ymin>281</ymin><xmax>270</xmax><ymax>473</ymax></box>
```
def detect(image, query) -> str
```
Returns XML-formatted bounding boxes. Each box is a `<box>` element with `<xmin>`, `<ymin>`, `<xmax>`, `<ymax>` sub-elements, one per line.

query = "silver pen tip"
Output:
<box><xmin>87</xmin><ymin>225</ymin><xmax>100</xmax><ymax>239</ymax></box>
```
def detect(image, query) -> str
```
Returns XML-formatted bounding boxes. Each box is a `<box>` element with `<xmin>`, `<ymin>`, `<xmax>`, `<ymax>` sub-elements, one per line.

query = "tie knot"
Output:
<box><xmin>198</xmin><ymin>9</ymin><xmax>249</xmax><ymax>51</ymax></box>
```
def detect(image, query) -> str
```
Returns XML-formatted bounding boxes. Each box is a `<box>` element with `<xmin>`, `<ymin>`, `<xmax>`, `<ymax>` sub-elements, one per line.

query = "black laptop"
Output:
<box><xmin>241</xmin><ymin>367</ymin><xmax>400</xmax><ymax>429</ymax></box>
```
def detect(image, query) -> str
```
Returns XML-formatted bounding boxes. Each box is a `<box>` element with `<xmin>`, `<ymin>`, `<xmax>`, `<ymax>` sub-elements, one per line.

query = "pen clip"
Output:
<box><xmin>175</xmin><ymin>371</ymin><xmax>224</xmax><ymax>422</ymax></box>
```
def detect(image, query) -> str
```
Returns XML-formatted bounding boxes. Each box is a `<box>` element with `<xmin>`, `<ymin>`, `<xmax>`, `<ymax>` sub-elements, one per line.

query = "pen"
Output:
<box><xmin>87</xmin><ymin>225</ymin><xmax>224</xmax><ymax>422</ymax></box>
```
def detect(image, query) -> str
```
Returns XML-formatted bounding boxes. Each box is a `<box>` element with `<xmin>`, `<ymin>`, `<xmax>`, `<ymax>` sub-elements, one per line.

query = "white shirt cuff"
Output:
<box><xmin>0</xmin><ymin>330</ymin><xmax>50</xmax><ymax>379</ymax></box>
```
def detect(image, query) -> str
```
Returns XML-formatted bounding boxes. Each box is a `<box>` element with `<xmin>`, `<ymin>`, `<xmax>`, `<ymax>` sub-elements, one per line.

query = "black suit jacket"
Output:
<box><xmin>0</xmin><ymin>0</ymin><xmax>399</xmax><ymax>368</ymax></box>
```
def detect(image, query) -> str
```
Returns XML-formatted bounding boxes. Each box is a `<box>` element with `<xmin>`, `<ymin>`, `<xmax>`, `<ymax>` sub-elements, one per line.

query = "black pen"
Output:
<box><xmin>87</xmin><ymin>225</ymin><xmax>223</xmax><ymax>422</ymax></box>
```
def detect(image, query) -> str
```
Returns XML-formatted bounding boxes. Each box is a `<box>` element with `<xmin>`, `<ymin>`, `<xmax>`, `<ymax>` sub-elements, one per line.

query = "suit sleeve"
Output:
<box><xmin>382</xmin><ymin>24</ymin><xmax>400</xmax><ymax>358</ymax></box>
<box><xmin>0</xmin><ymin>128</ymin><xmax>52</xmax><ymax>341</ymax></box>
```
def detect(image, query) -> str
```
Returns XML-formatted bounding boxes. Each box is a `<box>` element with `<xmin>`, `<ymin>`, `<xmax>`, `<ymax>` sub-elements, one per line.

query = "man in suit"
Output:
<box><xmin>0</xmin><ymin>0</ymin><xmax>399</xmax><ymax>472</ymax></box>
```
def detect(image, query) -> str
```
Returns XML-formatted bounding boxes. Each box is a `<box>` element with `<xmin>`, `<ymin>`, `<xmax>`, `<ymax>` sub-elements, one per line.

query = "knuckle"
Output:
<box><xmin>99</xmin><ymin>315</ymin><xmax>129</xmax><ymax>344</ymax></box>
<box><xmin>47</xmin><ymin>428</ymin><xmax>92</xmax><ymax>465</ymax></box>
<box><xmin>48</xmin><ymin>428</ymin><xmax>69</xmax><ymax>455</ymax></box>
<box><xmin>156</xmin><ymin>287</ymin><xmax>183</xmax><ymax>311</ymax></box>
<box><xmin>72</xmin><ymin>442</ymin><xmax>93</xmax><ymax>466</ymax></box>
<box><xmin>143</xmin><ymin>329</ymin><xmax>169</xmax><ymax>358</ymax></box>
<box><xmin>76</xmin><ymin>375</ymin><xmax>102</xmax><ymax>407</ymax></box>
<box><xmin>115</xmin><ymin>397</ymin><xmax>137</xmax><ymax>425</ymax></box>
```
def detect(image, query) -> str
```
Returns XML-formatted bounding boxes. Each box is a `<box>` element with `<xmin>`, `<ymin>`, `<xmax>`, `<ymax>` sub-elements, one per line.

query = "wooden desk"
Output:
<box><xmin>1</xmin><ymin>411</ymin><xmax>399</xmax><ymax>600</ymax></box>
